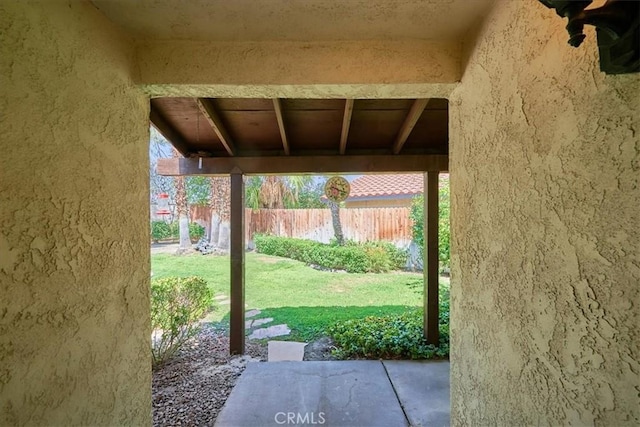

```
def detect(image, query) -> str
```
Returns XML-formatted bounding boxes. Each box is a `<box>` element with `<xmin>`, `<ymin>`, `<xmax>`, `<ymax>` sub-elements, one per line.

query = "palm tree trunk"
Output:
<box><xmin>328</xmin><ymin>200</ymin><xmax>344</xmax><ymax>245</ymax></box>
<box><xmin>171</xmin><ymin>148</ymin><xmax>191</xmax><ymax>252</ymax></box>
<box><xmin>209</xmin><ymin>212</ymin><xmax>220</xmax><ymax>245</ymax></box>
<box><xmin>174</xmin><ymin>175</ymin><xmax>191</xmax><ymax>250</ymax></box>
<box><xmin>210</xmin><ymin>176</ymin><xmax>231</xmax><ymax>249</ymax></box>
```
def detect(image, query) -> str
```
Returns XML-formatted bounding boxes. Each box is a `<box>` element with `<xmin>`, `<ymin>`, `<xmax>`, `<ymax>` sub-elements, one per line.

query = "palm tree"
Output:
<box><xmin>172</xmin><ymin>149</ymin><xmax>191</xmax><ymax>251</ymax></box>
<box><xmin>328</xmin><ymin>199</ymin><xmax>344</xmax><ymax>245</ymax></box>
<box><xmin>259</xmin><ymin>176</ymin><xmax>293</xmax><ymax>208</ymax></box>
<box><xmin>246</xmin><ymin>175</ymin><xmax>312</xmax><ymax>209</ymax></box>
<box><xmin>210</xmin><ymin>176</ymin><xmax>231</xmax><ymax>249</ymax></box>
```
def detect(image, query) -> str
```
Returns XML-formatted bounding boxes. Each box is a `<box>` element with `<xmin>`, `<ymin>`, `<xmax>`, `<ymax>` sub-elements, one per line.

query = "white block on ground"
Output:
<box><xmin>251</xmin><ymin>318</ymin><xmax>273</xmax><ymax>327</ymax></box>
<box><xmin>268</xmin><ymin>341</ymin><xmax>307</xmax><ymax>361</ymax></box>
<box><xmin>245</xmin><ymin>309</ymin><xmax>261</xmax><ymax>318</ymax></box>
<box><xmin>248</xmin><ymin>324</ymin><xmax>291</xmax><ymax>340</ymax></box>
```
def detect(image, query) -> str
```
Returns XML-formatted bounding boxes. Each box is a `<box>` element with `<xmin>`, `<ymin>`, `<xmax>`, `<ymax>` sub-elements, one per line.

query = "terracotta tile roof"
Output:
<box><xmin>347</xmin><ymin>174</ymin><xmax>424</xmax><ymax>199</ymax></box>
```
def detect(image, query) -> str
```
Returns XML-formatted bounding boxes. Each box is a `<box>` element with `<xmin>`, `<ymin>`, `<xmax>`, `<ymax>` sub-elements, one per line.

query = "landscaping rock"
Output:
<box><xmin>248</xmin><ymin>324</ymin><xmax>291</xmax><ymax>340</ymax></box>
<box><xmin>152</xmin><ymin>324</ymin><xmax>266</xmax><ymax>427</ymax></box>
<box><xmin>303</xmin><ymin>336</ymin><xmax>339</xmax><ymax>361</ymax></box>
<box><xmin>244</xmin><ymin>309</ymin><xmax>261</xmax><ymax>318</ymax></box>
<box><xmin>194</xmin><ymin>238</ymin><xmax>227</xmax><ymax>255</ymax></box>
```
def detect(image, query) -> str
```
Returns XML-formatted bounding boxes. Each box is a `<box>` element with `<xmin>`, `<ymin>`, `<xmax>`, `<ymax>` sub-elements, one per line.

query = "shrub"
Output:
<box><xmin>363</xmin><ymin>241</ymin><xmax>407</xmax><ymax>271</ymax></box>
<box><xmin>254</xmin><ymin>235</ymin><xmax>407</xmax><ymax>273</ymax></box>
<box><xmin>327</xmin><ymin>285</ymin><xmax>450</xmax><ymax>359</ymax></box>
<box><xmin>409</xmin><ymin>175</ymin><xmax>450</xmax><ymax>272</ymax></box>
<box><xmin>150</xmin><ymin>276</ymin><xmax>214</xmax><ymax>366</ymax></box>
<box><xmin>189</xmin><ymin>223</ymin><xmax>205</xmax><ymax>240</ymax></box>
<box><xmin>151</xmin><ymin>221</ymin><xmax>172</xmax><ymax>242</ymax></box>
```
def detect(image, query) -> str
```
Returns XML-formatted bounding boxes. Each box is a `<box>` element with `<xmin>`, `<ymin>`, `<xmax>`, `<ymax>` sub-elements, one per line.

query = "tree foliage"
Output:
<box><xmin>244</xmin><ymin>175</ymin><xmax>319</xmax><ymax>209</ymax></box>
<box><xmin>149</xmin><ymin>128</ymin><xmax>175</xmax><ymax>204</ymax></box>
<box><xmin>410</xmin><ymin>175</ymin><xmax>451</xmax><ymax>271</ymax></box>
<box><xmin>186</xmin><ymin>176</ymin><xmax>211</xmax><ymax>206</ymax></box>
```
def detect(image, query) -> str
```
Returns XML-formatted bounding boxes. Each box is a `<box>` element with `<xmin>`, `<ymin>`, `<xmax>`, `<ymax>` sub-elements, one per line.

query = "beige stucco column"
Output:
<box><xmin>1</xmin><ymin>1</ymin><xmax>151</xmax><ymax>425</ymax></box>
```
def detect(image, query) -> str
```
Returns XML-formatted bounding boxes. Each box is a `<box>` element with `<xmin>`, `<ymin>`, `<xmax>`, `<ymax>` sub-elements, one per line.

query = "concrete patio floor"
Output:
<box><xmin>215</xmin><ymin>360</ymin><xmax>449</xmax><ymax>427</ymax></box>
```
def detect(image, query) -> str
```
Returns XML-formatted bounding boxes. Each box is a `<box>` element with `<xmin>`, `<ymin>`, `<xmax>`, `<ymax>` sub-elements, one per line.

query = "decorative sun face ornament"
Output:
<box><xmin>324</xmin><ymin>176</ymin><xmax>350</xmax><ymax>203</ymax></box>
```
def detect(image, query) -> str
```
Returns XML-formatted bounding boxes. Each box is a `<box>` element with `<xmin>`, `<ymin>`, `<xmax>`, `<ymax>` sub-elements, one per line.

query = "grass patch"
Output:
<box><xmin>151</xmin><ymin>252</ymin><xmax>449</xmax><ymax>343</ymax></box>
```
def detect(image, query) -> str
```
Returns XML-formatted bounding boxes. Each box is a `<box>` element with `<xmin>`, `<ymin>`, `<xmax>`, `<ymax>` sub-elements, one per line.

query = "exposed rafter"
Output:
<box><xmin>272</xmin><ymin>98</ymin><xmax>290</xmax><ymax>155</ymax></box>
<box><xmin>339</xmin><ymin>99</ymin><xmax>354</xmax><ymax>155</ymax></box>
<box><xmin>149</xmin><ymin>108</ymin><xmax>191</xmax><ymax>157</ymax></box>
<box><xmin>157</xmin><ymin>154</ymin><xmax>448</xmax><ymax>176</ymax></box>
<box><xmin>392</xmin><ymin>98</ymin><xmax>429</xmax><ymax>155</ymax></box>
<box><xmin>196</xmin><ymin>98</ymin><xmax>236</xmax><ymax>156</ymax></box>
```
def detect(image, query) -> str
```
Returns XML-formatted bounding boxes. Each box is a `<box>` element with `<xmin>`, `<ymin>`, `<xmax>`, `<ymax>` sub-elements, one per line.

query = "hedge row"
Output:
<box><xmin>151</xmin><ymin>220</ymin><xmax>205</xmax><ymax>242</ymax></box>
<box><xmin>254</xmin><ymin>234</ymin><xmax>406</xmax><ymax>273</ymax></box>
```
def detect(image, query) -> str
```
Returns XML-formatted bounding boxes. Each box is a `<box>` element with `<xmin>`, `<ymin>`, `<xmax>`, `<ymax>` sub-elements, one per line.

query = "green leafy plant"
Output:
<box><xmin>188</xmin><ymin>223</ymin><xmax>205</xmax><ymax>241</ymax></box>
<box><xmin>151</xmin><ymin>221</ymin><xmax>172</xmax><ymax>242</ymax></box>
<box><xmin>254</xmin><ymin>235</ymin><xmax>407</xmax><ymax>273</ymax></box>
<box><xmin>327</xmin><ymin>285</ymin><xmax>450</xmax><ymax>360</ymax></box>
<box><xmin>409</xmin><ymin>175</ymin><xmax>450</xmax><ymax>272</ymax></box>
<box><xmin>150</xmin><ymin>276</ymin><xmax>214</xmax><ymax>366</ymax></box>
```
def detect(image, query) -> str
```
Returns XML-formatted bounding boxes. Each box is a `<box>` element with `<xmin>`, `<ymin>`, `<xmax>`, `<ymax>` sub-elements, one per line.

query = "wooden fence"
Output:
<box><xmin>190</xmin><ymin>206</ymin><xmax>414</xmax><ymax>247</ymax></box>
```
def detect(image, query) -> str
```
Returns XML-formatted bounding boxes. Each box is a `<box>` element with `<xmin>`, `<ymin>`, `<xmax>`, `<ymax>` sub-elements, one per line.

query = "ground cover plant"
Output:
<box><xmin>151</xmin><ymin>252</ymin><xmax>450</xmax><ymax>359</ymax></box>
<box><xmin>327</xmin><ymin>283</ymin><xmax>450</xmax><ymax>359</ymax></box>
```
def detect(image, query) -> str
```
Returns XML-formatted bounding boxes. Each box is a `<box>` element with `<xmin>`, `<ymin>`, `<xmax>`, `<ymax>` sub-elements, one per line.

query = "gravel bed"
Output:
<box><xmin>152</xmin><ymin>325</ymin><xmax>267</xmax><ymax>427</ymax></box>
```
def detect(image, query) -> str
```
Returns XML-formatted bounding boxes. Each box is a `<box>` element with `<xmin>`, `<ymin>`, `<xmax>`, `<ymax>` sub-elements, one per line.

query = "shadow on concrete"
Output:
<box><xmin>215</xmin><ymin>360</ymin><xmax>450</xmax><ymax>427</ymax></box>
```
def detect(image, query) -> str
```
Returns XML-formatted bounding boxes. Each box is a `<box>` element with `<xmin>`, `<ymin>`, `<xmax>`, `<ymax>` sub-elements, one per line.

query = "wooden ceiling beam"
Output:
<box><xmin>339</xmin><ymin>99</ymin><xmax>354</xmax><ymax>155</ymax></box>
<box><xmin>196</xmin><ymin>98</ymin><xmax>236</xmax><ymax>156</ymax></box>
<box><xmin>157</xmin><ymin>154</ymin><xmax>448</xmax><ymax>176</ymax></box>
<box><xmin>149</xmin><ymin>108</ymin><xmax>191</xmax><ymax>157</ymax></box>
<box><xmin>392</xmin><ymin>98</ymin><xmax>429</xmax><ymax>155</ymax></box>
<box><xmin>272</xmin><ymin>98</ymin><xmax>290</xmax><ymax>155</ymax></box>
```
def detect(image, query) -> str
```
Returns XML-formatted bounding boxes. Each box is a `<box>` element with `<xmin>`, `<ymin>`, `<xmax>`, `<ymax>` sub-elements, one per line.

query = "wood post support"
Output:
<box><xmin>424</xmin><ymin>171</ymin><xmax>440</xmax><ymax>345</ymax></box>
<box><xmin>229</xmin><ymin>171</ymin><xmax>245</xmax><ymax>355</ymax></box>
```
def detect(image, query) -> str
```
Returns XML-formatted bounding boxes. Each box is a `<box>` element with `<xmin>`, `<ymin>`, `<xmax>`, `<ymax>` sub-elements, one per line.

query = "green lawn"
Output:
<box><xmin>151</xmin><ymin>252</ymin><xmax>448</xmax><ymax>341</ymax></box>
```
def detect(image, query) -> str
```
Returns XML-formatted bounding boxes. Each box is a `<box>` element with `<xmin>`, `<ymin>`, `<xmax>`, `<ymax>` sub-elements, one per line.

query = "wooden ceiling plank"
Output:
<box><xmin>272</xmin><ymin>98</ymin><xmax>290</xmax><ymax>155</ymax></box>
<box><xmin>196</xmin><ymin>98</ymin><xmax>236</xmax><ymax>156</ymax></box>
<box><xmin>157</xmin><ymin>154</ymin><xmax>448</xmax><ymax>176</ymax></box>
<box><xmin>149</xmin><ymin>108</ymin><xmax>191</xmax><ymax>157</ymax></box>
<box><xmin>392</xmin><ymin>98</ymin><xmax>429</xmax><ymax>155</ymax></box>
<box><xmin>339</xmin><ymin>99</ymin><xmax>354</xmax><ymax>155</ymax></box>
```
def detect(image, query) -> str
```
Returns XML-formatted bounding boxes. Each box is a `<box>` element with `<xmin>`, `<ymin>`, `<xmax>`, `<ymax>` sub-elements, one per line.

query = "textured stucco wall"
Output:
<box><xmin>449</xmin><ymin>1</ymin><xmax>639</xmax><ymax>425</ymax></box>
<box><xmin>137</xmin><ymin>40</ymin><xmax>461</xmax><ymax>98</ymax></box>
<box><xmin>0</xmin><ymin>1</ymin><xmax>151</xmax><ymax>425</ymax></box>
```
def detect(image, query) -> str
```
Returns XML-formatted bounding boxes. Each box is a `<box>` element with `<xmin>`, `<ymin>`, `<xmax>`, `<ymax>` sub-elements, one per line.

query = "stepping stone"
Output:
<box><xmin>213</xmin><ymin>295</ymin><xmax>228</xmax><ymax>301</ymax></box>
<box><xmin>268</xmin><ymin>341</ymin><xmax>307</xmax><ymax>361</ymax></box>
<box><xmin>245</xmin><ymin>320</ymin><xmax>253</xmax><ymax>329</ymax></box>
<box><xmin>245</xmin><ymin>309</ymin><xmax>261</xmax><ymax>319</ymax></box>
<box><xmin>218</xmin><ymin>299</ymin><xmax>230</xmax><ymax>305</ymax></box>
<box><xmin>248</xmin><ymin>324</ymin><xmax>291</xmax><ymax>340</ymax></box>
<box><xmin>251</xmin><ymin>318</ymin><xmax>273</xmax><ymax>327</ymax></box>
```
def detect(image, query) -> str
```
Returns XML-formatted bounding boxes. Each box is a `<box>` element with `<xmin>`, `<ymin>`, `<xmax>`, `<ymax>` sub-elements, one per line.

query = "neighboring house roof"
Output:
<box><xmin>347</xmin><ymin>174</ymin><xmax>424</xmax><ymax>200</ymax></box>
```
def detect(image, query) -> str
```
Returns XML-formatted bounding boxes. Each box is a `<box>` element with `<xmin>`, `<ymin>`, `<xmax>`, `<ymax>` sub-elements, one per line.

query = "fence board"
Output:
<box><xmin>190</xmin><ymin>206</ymin><xmax>414</xmax><ymax>248</ymax></box>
